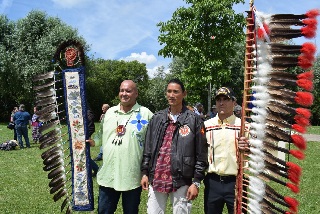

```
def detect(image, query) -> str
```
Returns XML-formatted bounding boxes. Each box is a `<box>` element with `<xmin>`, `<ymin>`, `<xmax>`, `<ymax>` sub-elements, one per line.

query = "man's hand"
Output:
<box><xmin>237</xmin><ymin>136</ymin><xmax>249</xmax><ymax>151</ymax></box>
<box><xmin>186</xmin><ymin>184</ymin><xmax>199</xmax><ymax>200</ymax></box>
<box><xmin>141</xmin><ymin>175</ymin><xmax>149</xmax><ymax>190</ymax></box>
<box><xmin>86</xmin><ymin>139</ymin><xmax>95</xmax><ymax>147</ymax></box>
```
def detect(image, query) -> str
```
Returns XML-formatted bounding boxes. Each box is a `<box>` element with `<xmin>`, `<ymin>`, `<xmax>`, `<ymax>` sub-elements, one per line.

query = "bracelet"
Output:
<box><xmin>192</xmin><ymin>181</ymin><xmax>200</xmax><ymax>189</ymax></box>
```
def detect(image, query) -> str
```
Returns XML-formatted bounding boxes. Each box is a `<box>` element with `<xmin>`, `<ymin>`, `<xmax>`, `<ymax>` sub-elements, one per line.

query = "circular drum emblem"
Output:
<box><xmin>179</xmin><ymin>125</ymin><xmax>190</xmax><ymax>137</ymax></box>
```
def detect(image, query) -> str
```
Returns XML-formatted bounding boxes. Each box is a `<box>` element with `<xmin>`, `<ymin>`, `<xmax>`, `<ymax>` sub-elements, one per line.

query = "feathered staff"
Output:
<box><xmin>33</xmin><ymin>40</ymin><xmax>94</xmax><ymax>213</ymax></box>
<box><xmin>235</xmin><ymin>3</ymin><xmax>319</xmax><ymax>214</ymax></box>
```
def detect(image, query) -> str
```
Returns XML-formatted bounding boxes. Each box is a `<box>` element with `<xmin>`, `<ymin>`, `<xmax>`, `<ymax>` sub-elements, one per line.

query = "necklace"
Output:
<box><xmin>112</xmin><ymin>111</ymin><xmax>134</xmax><ymax>145</ymax></box>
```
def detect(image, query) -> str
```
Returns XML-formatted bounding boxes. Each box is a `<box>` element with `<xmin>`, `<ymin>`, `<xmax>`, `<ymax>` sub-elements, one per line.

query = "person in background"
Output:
<box><xmin>194</xmin><ymin>103</ymin><xmax>207</xmax><ymax>120</ymax></box>
<box><xmin>13</xmin><ymin>104</ymin><xmax>32</xmax><ymax>149</ymax></box>
<box><xmin>100</xmin><ymin>104</ymin><xmax>110</xmax><ymax>121</ymax></box>
<box><xmin>193</xmin><ymin>102</ymin><xmax>204</xmax><ymax>115</ymax></box>
<box><xmin>87</xmin><ymin>80</ymin><xmax>153</xmax><ymax>214</ymax></box>
<box><xmin>234</xmin><ymin>104</ymin><xmax>242</xmax><ymax>118</ymax></box>
<box><xmin>207</xmin><ymin>105</ymin><xmax>217</xmax><ymax>119</ymax></box>
<box><xmin>203</xmin><ymin>87</ymin><xmax>249</xmax><ymax>214</ymax></box>
<box><xmin>186</xmin><ymin>105</ymin><xmax>194</xmax><ymax>111</ymax></box>
<box><xmin>141</xmin><ymin>78</ymin><xmax>208</xmax><ymax>214</ymax></box>
<box><xmin>94</xmin><ymin>103</ymin><xmax>110</xmax><ymax>161</ymax></box>
<box><xmin>10</xmin><ymin>106</ymin><xmax>19</xmax><ymax>141</ymax></box>
<box><xmin>31</xmin><ymin>106</ymin><xmax>41</xmax><ymax>144</ymax></box>
<box><xmin>87</xmin><ymin>106</ymin><xmax>99</xmax><ymax>177</ymax></box>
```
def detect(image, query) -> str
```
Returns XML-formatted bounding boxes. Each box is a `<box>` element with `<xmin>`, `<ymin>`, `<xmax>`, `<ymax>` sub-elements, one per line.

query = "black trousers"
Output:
<box><xmin>204</xmin><ymin>173</ymin><xmax>236</xmax><ymax>214</ymax></box>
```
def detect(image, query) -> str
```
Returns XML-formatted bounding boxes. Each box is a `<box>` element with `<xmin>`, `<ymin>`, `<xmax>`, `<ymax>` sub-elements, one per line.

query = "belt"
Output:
<box><xmin>207</xmin><ymin>172</ymin><xmax>236</xmax><ymax>182</ymax></box>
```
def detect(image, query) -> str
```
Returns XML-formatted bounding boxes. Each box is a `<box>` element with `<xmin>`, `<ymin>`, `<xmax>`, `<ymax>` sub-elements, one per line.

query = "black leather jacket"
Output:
<box><xmin>141</xmin><ymin>106</ymin><xmax>208</xmax><ymax>188</ymax></box>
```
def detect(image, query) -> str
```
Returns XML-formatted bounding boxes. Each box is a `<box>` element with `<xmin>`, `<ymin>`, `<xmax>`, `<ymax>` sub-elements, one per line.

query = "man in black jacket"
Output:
<box><xmin>141</xmin><ymin>78</ymin><xmax>208</xmax><ymax>214</ymax></box>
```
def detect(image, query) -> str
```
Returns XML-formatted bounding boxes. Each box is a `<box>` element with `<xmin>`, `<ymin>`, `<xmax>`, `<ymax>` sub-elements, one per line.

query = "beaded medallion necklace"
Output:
<box><xmin>112</xmin><ymin>111</ymin><xmax>134</xmax><ymax>145</ymax></box>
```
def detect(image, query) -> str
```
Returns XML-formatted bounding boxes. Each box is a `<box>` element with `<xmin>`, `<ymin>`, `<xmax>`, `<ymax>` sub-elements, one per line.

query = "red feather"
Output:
<box><xmin>291</xmin><ymin>134</ymin><xmax>307</xmax><ymax>150</ymax></box>
<box><xmin>296</xmin><ymin>108</ymin><xmax>311</xmax><ymax>118</ymax></box>
<box><xmin>263</xmin><ymin>22</ymin><xmax>270</xmax><ymax>34</ymax></box>
<box><xmin>288</xmin><ymin>170</ymin><xmax>300</xmax><ymax>184</ymax></box>
<box><xmin>284</xmin><ymin>196</ymin><xmax>299</xmax><ymax>212</ymax></box>
<box><xmin>297</xmin><ymin>70</ymin><xmax>314</xmax><ymax>80</ymax></box>
<box><xmin>258</xmin><ymin>27</ymin><xmax>264</xmax><ymax>39</ymax></box>
<box><xmin>296</xmin><ymin>79</ymin><xmax>313</xmax><ymax>91</ymax></box>
<box><xmin>292</xmin><ymin>124</ymin><xmax>306</xmax><ymax>133</ymax></box>
<box><xmin>294</xmin><ymin>115</ymin><xmax>310</xmax><ymax>126</ymax></box>
<box><xmin>286</xmin><ymin>183</ymin><xmax>300</xmax><ymax>193</ymax></box>
<box><xmin>301</xmin><ymin>25</ymin><xmax>317</xmax><ymax>38</ymax></box>
<box><xmin>287</xmin><ymin>162</ymin><xmax>302</xmax><ymax>176</ymax></box>
<box><xmin>289</xmin><ymin>150</ymin><xmax>305</xmax><ymax>160</ymax></box>
<box><xmin>295</xmin><ymin>91</ymin><xmax>314</xmax><ymax>107</ymax></box>
<box><xmin>302</xmin><ymin>18</ymin><xmax>318</xmax><ymax>27</ymax></box>
<box><xmin>305</xmin><ymin>9</ymin><xmax>320</xmax><ymax>18</ymax></box>
<box><xmin>258</xmin><ymin>23</ymin><xmax>270</xmax><ymax>39</ymax></box>
<box><xmin>298</xmin><ymin>55</ymin><xmax>314</xmax><ymax>69</ymax></box>
<box><xmin>301</xmin><ymin>42</ymin><xmax>317</xmax><ymax>56</ymax></box>
<box><xmin>302</xmin><ymin>53</ymin><xmax>316</xmax><ymax>61</ymax></box>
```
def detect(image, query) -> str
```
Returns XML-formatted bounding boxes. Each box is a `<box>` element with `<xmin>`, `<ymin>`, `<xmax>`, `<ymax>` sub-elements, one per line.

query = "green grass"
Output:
<box><xmin>307</xmin><ymin>126</ymin><xmax>320</xmax><ymax>135</ymax></box>
<box><xmin>0</xmin><ymin>123</ymin><xmax>319</xmax><ymax>213</ymax></box>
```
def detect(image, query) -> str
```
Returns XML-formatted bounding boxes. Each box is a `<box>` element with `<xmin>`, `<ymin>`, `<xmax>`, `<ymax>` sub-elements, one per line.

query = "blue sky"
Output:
<box><xmin>1</xmin><ymin>0</ymin><xmax>319</xmax><ymax>77</ymax></box>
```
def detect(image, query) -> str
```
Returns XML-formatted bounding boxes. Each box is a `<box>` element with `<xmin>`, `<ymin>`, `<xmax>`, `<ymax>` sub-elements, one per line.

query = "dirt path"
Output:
<box><xmin>303</xmin><ymin>134</ymin><xmax>320</xmax><ymax>142</ymax></box>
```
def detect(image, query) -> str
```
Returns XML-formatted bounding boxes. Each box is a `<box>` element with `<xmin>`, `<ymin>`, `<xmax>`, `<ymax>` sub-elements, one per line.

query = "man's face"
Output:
<box><xmin>166</xmin><ymin>83</ymin><xmax>186</xmax><ymax>108</ymax></box>
<box><xmin>102</xmin><ymin>105</ymin><xmax>109</xmax><ymax>113</ymax></box>
<box><xmin>215</xmin><ymin>95</ymin><xmax>235</xmax><ymax>117</ymax></box>
<box><xmin>119</xmin><ymin>81</ymin><xmax>138</xmax><ymax>107</ymax></box>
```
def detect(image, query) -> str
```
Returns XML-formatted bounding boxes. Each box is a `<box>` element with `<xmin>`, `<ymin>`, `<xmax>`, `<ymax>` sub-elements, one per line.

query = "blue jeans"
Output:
<box><xmin>98</xmin><ymin>186</ymin><xmax>142</xmax><ymax>214</ymax></box>
<box><xmin>97</xmin><ymin>146</ymin><xmax>103</xmax><ymax>158</ymax></box>
<box><xmin>13</xmin><ymin>128</ymin><xmax>17</xmax><ymax>141</ymax></box>
<box><xmin>15</xmin><ymin>125</ymin><xmax>30</xmax><ymax>148</ymax></box>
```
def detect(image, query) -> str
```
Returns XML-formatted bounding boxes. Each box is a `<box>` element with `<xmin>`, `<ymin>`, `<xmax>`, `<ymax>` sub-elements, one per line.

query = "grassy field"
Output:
<box><xmin>0</xmin><ymin>124</ymin><xmax>319</xmax><ymax>214</ymax></box>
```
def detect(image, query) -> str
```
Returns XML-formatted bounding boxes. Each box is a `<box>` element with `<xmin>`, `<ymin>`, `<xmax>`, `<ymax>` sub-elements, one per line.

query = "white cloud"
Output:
<box><xmin>147</xmin><ymin>66</ymin><xmax>160</xmax><ymax>78</ymax></box>
<box><xmin>121</xmin><ymin>52</ymin><xmax>157</xmax><ymax>64</ymax></box>
<box><xmin>147</xmin><ymin>65</ymin><xmax>171</xmax><ymax>78</ymax></box>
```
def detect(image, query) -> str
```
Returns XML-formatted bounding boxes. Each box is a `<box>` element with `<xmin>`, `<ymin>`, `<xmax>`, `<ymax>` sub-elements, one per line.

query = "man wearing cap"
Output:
<box><xmin>203</xmin><ymin>87</ymin><xmax>249</xmax><ymax>214</ymax></box>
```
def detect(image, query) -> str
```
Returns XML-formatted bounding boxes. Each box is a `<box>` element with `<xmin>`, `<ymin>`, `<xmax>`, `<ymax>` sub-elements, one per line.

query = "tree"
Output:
<box><xmin>157</xmin><ymin>0</ymin><xmax>246</xmax><ymax>88</ymax></box>
<box><xmin>146</xmin><ymin>66</ymin><xmax>173</xmax><ymax>112</ymax></box>
<box><xmin>0</xmin><ymin>10</ymin><xmax>87</xmax><ymax>120</ymax></box>
<box><xmin>166</xmin><ymin>40</ymin><xmax>245</xmax><ymax>113</ymax></box>
<box><xmin>0</xmin><ymin>16</ymin><xmax>15</xmax><ymax>113</ymax></box>
<box><xmin>86</xmin><ymin>59</ymin><xmax>150</xmax><ymax>117</ymax></box>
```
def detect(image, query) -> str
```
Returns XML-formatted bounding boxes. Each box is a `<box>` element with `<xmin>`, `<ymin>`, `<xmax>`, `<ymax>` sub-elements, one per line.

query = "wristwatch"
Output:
<box><xmin>192</xmin><ymin>181</ymin><xmax>200</xmax><ymax>189</ymax></box>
